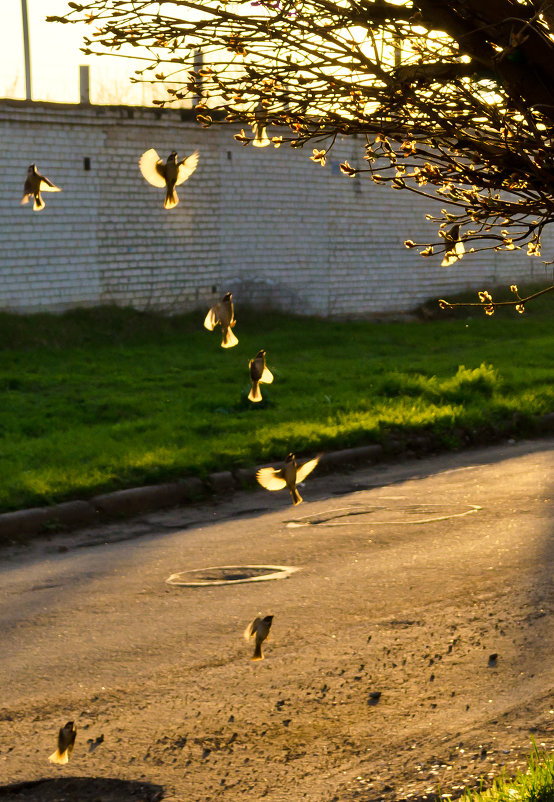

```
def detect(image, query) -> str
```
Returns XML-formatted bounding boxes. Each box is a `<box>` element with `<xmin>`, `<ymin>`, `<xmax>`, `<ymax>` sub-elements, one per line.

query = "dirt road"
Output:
<box><xmin>0</xmin><ymin>439</ymin><xmax>552</xmax><ymax>801</ymax></box>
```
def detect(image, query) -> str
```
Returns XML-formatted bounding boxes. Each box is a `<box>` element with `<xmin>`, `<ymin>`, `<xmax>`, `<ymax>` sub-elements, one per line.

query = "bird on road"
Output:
<box><xmin>244</xmin><ymin>614</ymin><xmax>274</xmax><ymax>660</ymax></box>
<box><xmin>138</xmin><ymin>148</ymin><xmax>199</xmax><ymax>209</ymax></box>
<box><xmin>204</xmin><ymin>292</ymin><xmax>238</xmax><ymax>348</ymax></box>
<box><xmin>21</xmin><ymin>164</ymin><xmax>61</xmax><ymax>211</ymax></box>
<box><xmin>248</xmin><ymin>349</ymin><xmax>273</xmax><ymax>402</ymax></box>
<box><xmin>256</xmin><ymin>452</ymin><xmax>320</xmax><ymax>505</ymax></box>
<box><xmin>48</xmin><ymin>721</ymin><xmax>77</xmax><ymax>765</ymax></box>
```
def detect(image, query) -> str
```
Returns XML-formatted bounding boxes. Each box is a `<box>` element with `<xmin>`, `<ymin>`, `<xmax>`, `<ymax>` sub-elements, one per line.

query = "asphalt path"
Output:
<box><xmin>0</xmin><ymin>438</ymin><xmax>552</xmax><ymax>801</ymax></box>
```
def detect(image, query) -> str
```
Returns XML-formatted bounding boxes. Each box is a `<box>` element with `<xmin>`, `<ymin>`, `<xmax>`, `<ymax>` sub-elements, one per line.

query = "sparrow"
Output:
<box><xmin>251</xmin><ymin>101</ymin><xmax>271</xmax><ymax>148</ymax></box>
<box><xmin>138</xmin><ymin>148</ymin><xmax>199</xmax><ymax>209</ymax></box>
<box><xmin>203</xmin><ymin>292</ymin><xmax>238</xmax><ymax>348</ymax></box>
<box><xmin>256</xmin><ymin>452</ymin><xmax>320</xmax><ymax>505</ymax></box>
<box><xmin>48</xmin><ymin>721</ymin><xmax>77</xmax><ymax>765</ymax></box>
<box><xmin>244</xmin><ymin>614</ymin><xmax>274</xmax><ymax>660</ymax></box>
<box><xmin>439</xmin><ymin>223</ymin><xmax>465</xmax><ymax>267</ymax></box>
<box><xmin>248</xmin><ymin>349</ymin><xmax>273</xmax><ymax>402</ymax></box>
<box><xmin>21</xmin><ymin>164</ymin><xmax>61</xmax><ymax>211</ymax></box>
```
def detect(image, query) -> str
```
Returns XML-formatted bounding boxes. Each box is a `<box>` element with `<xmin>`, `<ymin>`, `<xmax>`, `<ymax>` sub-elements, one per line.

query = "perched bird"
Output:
<box><xmin>251</xmin><ymin>102</ymin><xmax>271</xmax><ymax>148</ymax></box>
<box><xmin>203</xmin><ymin>292</ymin><xmax>238</xmax><ymax>348</ymax></box>
<box><xmin>248</xmin><ymin>349</ymin><xmax>273</xmax><ymax>402</ymax></box>
<box><xmin>48</xmin><ymin>721</ymin><xmax>77</xmax><ymax>765</ymax></box>
<box><xmin>21</xmin><ymin>164</ymin><xmax>61</xmax><ymax>211</ymax></box>
<box><xmin>256</xmin><ymin>452</ymin><xmax>320</xmax><ymax>505</ymax></box>
<box><xmin>138</xmin><ymin>148</ymin><xmax>199</xmax><ymax>209</ymax></box>
<box><xmin>439</xmin><ymin>223</ymin><xmax>465</xmax><ymax>267</ymax></box>
<box><xmin>244</xmin><ymin>614</ymin><xmax>274</xmax><ymax>660</ymax></box>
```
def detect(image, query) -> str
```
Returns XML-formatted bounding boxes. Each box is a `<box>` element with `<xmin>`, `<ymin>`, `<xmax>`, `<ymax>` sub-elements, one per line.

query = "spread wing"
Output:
<box><xmin>175</xmin><ymin>151</ymin><xmax>199</xmax><ymax>185</ymax></box>
<box><xmin>441</xmin><ymin>241</ymin><xmax>465</xmax><ymax>268</ymax></box>
<box><xmin>260</xmin><ymin>366</ymin><xmax>274</xmax><ymax>384</ymax></box>
<box><xmin>203</xmin><ymin>305</ymin><xmax>218</xmax><ymax>331</ymax></box>
<box><xmin>139</xmin><ymin>148</ymin><xmax>167</xmax><ymax>187</ymax></box>
<box><xmin>296</xmin><ymin>455</ymin><xmax>321</xmax><ymax>484</ymax></box>
<box><xmin>39</xmin><ymin>175</ymin><xmax>61</xmax><ymax>192</ymax></box>
<box><xmin>256</xmin><ymin>466</ymin><xmax>287</xmax><ymax>491</ymax></box>
<box><xmin>243</xmin><ymin>617</ymin><xmax>260</xmax><ymax>640</ymax></box>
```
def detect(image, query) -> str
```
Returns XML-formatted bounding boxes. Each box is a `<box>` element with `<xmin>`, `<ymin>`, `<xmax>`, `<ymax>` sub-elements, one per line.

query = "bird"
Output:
<box><xmin>248</xmin><ymin>349</ymin><xmax>273</xmax><ymax>402</ymax></box>
<box><xmin>251</xmin><ymin>101</ymin><xmax>271</xmax><ymax>148</ymax></box>
<box><xmin>48</xmin><ymin>721</ymin><xmax>77</xmax><ymax>765</ymax></box>
<box><xmin>138</xmin><ymin>148</ymin><xmax>199</xmax><ymax>209</ymax></box>
<box><xmin>256</xmin><ymin>452</ymin><xmax>320</xmax><ymax>505</ymax></box>
<box><xmin>439</xmin><ymin>223</ymin><xmax>465</xmax><ymax>266</ymax></box>
<box><xmin>203</xmin><ymin>292</ymin><xmax>238</xmax><ymax>348</ymax></box>
<box><xmin>21</xmin><ymin>164</ymin><xmax>61</xmax><ymax>211</ymax></box>
<box><xmin>244</xmin><ymin>614</ymin><xmax>274</xmax><ymax>660</ymax></box>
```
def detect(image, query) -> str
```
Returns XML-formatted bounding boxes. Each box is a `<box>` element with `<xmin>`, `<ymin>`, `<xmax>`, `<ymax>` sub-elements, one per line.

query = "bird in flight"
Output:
<box><xmin>248</xmin><ymin>349</ymin><xmax>273</xmax><ymax>402</ymax></box>
<box><xmin>21</xmin><ymin>164</ymin><xmax>61</xmax><ymax>211</ymax></box>
<box><xmin>204</xmin><ymin>292</ymin><xmax>238</xmax><ymax>348</ymax></box>
<box><xmin>138</xmin><ymin>148</ymin><xmax>199</xmax><ymax>209</ymax></box>
<box><xmin>256</xmin><ymin>452</ymin><xmax>320</xmax><ymax>505</ymax></box>
<box><xmin>244</xmin><ymin>614</ymin><xmax>274</xmax><ymax>660</ymax></box>
<box><xmin>48</xmin><ymin>721</ymin><xmax>77</xmax><ymax>765</ymax></box>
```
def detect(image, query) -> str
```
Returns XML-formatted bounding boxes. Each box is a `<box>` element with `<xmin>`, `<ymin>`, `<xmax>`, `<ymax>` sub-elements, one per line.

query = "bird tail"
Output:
<box><xmin>291</xmin><ymin>486</ymin><xmax>303</xmax><ymax>505</ymax></box>
<box><xmin>252</xmin><ymin>643</ymin><xmax>264</xmax><ymax>660</ymax></box>
<box><xmin>221</xmin><ymin>328</ymin><xmax>239</xmax><ymax>348</ymax></box>
<box><xmin>49</xmin><ymin>748</ymin><xmax>69</xmax><ymax>765</ymax></box>
<box><xmin>164</xmin><ymin>188</ymin><xmax>179</xmax><ymax>209</ymax></box>
<box><xmin>33</xmin><ymin>195</ymin><xmax>45</xmax><ymax>211</ymax></box>
<box><xmin>248</xmin><ymin>381</ymin><xmax>262</xmax><ymax>402</ymax></box>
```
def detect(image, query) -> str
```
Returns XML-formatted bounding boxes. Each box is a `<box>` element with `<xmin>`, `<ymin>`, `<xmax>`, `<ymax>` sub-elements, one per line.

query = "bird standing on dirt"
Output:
<box><xmin>138</xmin><ymin>148</ymin><xmax>199</xmax><ymax>209</ymax></box>
<box><xmin>244</xmin><ymin>614</ymin><xmax>274</xmax><ymax>660</ymax></box>
<box><xmin>48</xmin><ymin>721</ymin><xmax>77</xmax><ymax>764</ymax></box>
<box><xmin>256</xmin><ymin>452</ymin><xmax>320</xmax><ymax>505</ymax></box>
<box><xmin>203</xmin><ymin>292</ymin><xmax>238</xmax><ymax>348</ymax></box>
<box><xmin>21</xmin><ymin>164</ymin><xmax>61</xmax><ymax>211</ymax></box>
<box><xmin>248</xmin><ymin>349</ymin><xmax>274</xmax><ymax>402</ymax></box>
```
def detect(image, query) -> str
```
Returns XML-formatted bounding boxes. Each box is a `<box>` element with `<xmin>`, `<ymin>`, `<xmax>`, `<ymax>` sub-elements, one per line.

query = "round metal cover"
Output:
<box><xmin>166</xmin><ymin>564</ymin><xmax>301</xmax><ymax>587</ymax></box>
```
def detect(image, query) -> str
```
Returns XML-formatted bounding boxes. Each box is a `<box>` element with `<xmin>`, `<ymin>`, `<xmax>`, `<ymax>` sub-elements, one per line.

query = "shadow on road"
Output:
<box><xmin>0</xmin><ymin>776</ymin><xmax>164</xmax><ymax>802</ymax></box>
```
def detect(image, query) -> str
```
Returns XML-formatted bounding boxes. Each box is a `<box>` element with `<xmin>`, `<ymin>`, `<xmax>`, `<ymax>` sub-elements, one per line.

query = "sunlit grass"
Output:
<box><xmin>461</xmin><ymin>744</ymin><xmax>554</xmax><ymax>802</ymax></box>
<box><xmin>0</xmin><ymin>295</ymin><xmax>551</xmax><ymax>512</ymax></box>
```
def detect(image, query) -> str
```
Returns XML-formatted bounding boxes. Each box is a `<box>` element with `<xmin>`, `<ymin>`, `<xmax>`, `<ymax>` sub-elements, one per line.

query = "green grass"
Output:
<box><xmin>0</xmin><ymin>287</ymin><xmax>552</xmax><ymax>512</ymax></box>
<box><xmin>461</xmin><ymin>743</ymin><xmax>554</xmax><ymax>802</ymax></box>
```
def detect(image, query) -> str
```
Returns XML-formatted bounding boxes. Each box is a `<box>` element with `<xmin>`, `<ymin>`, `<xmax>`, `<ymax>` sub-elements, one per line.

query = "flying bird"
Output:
<box><xmin>256</xmin><ymin>452</ymin><xmax>320</xmax><ymax>505</ymax></box>
<box><xmin>21</xmin><ymin>164</ymin><xmax>61</xmax><ymax>211</ymax></box>
<box><xmin>439</xmin><ymin>223</ymin><xmax>465</xmax><ymax>267</ymax></box>
<box><xmin>48</xmin><ymin>721</ymin><xmax>77</xmax><ymax>765</ymax></box>
<box><xmin>248</xmin><ymin>349</ymin><xmax>273</xmax><ymax>402</ymax></box>
<box><xmin>244</xmin><ymin>614</ymin><xmax>274</xmax><ymax>660</ymax></box>
<box><xmin>138</xmin><ymin>148</ymin><xmax>199</xmax><ymax>209</ymax></box>
<box><xmin>204</xmin><ymin>292</ymin><xmax>238</xmax><ymax>348</ymax></box>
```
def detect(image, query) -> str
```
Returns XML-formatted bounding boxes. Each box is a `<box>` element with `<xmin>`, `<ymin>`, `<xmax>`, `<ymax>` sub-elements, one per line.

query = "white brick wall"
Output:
<box><xmin>0</xmin><ymin>99</ymin><xmax>550</xmax><ymax>316</ymax></box>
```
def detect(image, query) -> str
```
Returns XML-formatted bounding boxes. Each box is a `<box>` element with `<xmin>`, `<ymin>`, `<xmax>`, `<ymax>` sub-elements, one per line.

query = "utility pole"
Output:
<box><xmin>21</xmin><ymin>0</ymin><xmax>32</xmax><ymax>100</ymax></box>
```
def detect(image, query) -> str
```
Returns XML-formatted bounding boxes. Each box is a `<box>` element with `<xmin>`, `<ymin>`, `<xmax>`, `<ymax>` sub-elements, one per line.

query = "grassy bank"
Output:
<box><xmin>461</xmin><ymin>744</ymin><xmax>554</xmax><ymax>802</ymax></box>
<box><xmin>0</xmin><ymin>290</ymin><xmax>552</xmax><ymax>512</ymax></box>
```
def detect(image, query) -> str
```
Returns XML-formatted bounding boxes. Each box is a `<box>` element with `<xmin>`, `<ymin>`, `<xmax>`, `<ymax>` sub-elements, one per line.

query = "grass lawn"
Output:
<box><xmin>0</xmin><ymin>287</ymin><xmax>552</xmax><ymax>512</ymax></box>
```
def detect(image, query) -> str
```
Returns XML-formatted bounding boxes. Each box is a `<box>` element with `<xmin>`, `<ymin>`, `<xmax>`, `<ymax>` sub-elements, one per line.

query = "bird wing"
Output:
<box><xmin>175</xmin><ymin>151</ymin><xmax>199</xmax><ymax>185</ymax></box>
<box><xmin>256</xmin><ymin>466</ymin><xmax>287</xmax><ymax>491</ymax></box>
<box><xmin>38</xmin><ymin>176</ymin><xmax>61</xmax><ymax>192</ymax></box>
<box><xmin>139</xmin><ymin>148</ymin><xmax>167</xmax><ymax>187</ymax></box>
<box><xmin>260</xmin><ymin>366</ymin><xmax>274</xmax><ymax>384</ymax></box>
<box><xmin>203</xmin><ymin>305</ymin><xmax>218</xmax><ymax>330</ymax></box>
<box><xmin>243</xmin><ymin>617</ymin><xmax>260</xmax><ymax>640</ymax></box>
<box><xmin>295</xmin><ymin>455</ymin><xmax>321</xmax><ymax>483</ymax></box>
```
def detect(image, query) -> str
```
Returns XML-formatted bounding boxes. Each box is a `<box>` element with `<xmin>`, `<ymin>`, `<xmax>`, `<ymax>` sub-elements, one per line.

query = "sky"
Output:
<box><xmin>0</xmin><ymin>0</ymin><xmax>157</xmax><ymax>105</ymax></box>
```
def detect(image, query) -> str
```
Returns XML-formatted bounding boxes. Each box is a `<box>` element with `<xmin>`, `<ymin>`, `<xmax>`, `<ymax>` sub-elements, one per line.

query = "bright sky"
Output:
<box><xmin>0</xmin><ymin>0</ymin><xmax>154</xmax><ymax>104</ymax></box>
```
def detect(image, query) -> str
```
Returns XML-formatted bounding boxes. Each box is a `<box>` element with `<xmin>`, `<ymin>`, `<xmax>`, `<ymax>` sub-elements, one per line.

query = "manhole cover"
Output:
<box><xmin>285</xmin><ymin>502</ymin><xmax>482</xmax><ymax>528</ymax></box>
<box><xmin>166</xmin><ymin>564</ymin><xmax>301</xmax><ymax>587</ymax></box>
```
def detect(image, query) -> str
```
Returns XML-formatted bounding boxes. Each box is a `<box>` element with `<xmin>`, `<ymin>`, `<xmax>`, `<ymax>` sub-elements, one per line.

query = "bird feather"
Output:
<box><xmin>260</xmin><ymin>366</ymin><xmax>274</xmax><ymax>383</ymax></box>
<box><xmin>175</xmin><ymin>151</ymin><xmax>199</xmax><ymax>185</ymax></box>
<box><xmin>139</xmin><ymin>148</ymin><xmax>167</xmax><ymax>188</ymax></box>
<box><xmin>295</xmin><ymin>456</ymin><xmax>321</xmax><ymax>484</ymax></box>
<box><xmin>203</xmin><ymin>307</ymin><xmax>218</xmax><ymax>330</ymax></box>
<box><xmin>256</xmin><ymin>467</ymin><xmax>287</xmax><ymax>490</ymax></box>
